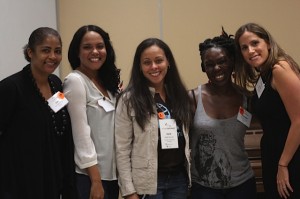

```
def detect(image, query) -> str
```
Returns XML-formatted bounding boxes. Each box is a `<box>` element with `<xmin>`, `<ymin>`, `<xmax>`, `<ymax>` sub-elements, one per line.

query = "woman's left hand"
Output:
<box><xmin>277</xmin><ymin>166</ymin><xmax>293</xmax><ymax>199</ymax></box>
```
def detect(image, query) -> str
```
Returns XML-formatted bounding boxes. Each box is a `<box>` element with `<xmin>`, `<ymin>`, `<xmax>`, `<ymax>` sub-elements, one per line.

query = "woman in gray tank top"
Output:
<box><xmin>188</xmin><ymin>28</ymin><xmax>256</xmax><ymax>199</ymax></box>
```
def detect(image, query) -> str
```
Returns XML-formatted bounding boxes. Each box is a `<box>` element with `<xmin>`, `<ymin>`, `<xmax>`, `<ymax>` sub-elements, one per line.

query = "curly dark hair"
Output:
<box><xmin>68</xmin><ymin>25</ymin><xmax>120</xmax><ymax>96</ymax></box>
<box><xmin>199</xmin><ymin>27</ymin><xmax>235</xmax><ymax>72</ymax></box>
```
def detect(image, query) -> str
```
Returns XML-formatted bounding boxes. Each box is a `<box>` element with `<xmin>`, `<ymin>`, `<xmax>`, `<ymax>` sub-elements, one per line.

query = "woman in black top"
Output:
<box><xmin>0</xmin><ymin>27</ymin><xmax>77</xmax><ymax>199</ymax></box>
<box><xmin>234</xmin><ymin>22</ymin><xmax>300</xmax><ymax>199</ymax></box>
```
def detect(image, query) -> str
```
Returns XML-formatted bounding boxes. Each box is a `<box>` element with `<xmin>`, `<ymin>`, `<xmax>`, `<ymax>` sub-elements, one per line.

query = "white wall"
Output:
<box><xmin>0</xmin><ymin>0</ymin><xmax>58</xmax><ymax>80</ymax></box>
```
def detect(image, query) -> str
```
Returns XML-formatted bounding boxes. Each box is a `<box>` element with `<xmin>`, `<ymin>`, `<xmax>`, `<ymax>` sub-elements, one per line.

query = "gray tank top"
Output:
<box><xmin>190</xmin><ymin>85</ymin><xmax>254</xmax><ymax>189</ymax></box>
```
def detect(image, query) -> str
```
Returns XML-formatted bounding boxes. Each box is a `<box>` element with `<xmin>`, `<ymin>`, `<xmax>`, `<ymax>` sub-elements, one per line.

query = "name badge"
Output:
<box><xmin>255</xmin><ymin>76</ymin><xmax>265</xmax><ymax>98</ymax></box>
<box><xmin>47</xmin><ymin>91</ymin><xmax>68</xmax><ymax>113</ymax></box>
<box><xmin>158</xmin><ymin>119</ymin><xmax>178</xmax><ymax>149</ymax></box>
<box><xmin>98</xmin><ymin>97</ymin><xmax>115</xmax><ymax>112</ymax></box>
<box><xmin>237</xmin><ymin>106</ymin><xmax>252</xmax><ymax>127</ymax></box>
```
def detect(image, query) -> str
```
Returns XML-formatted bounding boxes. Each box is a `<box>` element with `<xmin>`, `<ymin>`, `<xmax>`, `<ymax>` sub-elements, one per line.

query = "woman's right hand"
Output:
<box><xmin>277</xmin><ymin>166</ymin><xmax>293</xmax><ymax>199</ymax></box>
<box><xmin>89</xmin><ymin>180</ymin><xmax>104</xmax><ymax>199</ymax></box>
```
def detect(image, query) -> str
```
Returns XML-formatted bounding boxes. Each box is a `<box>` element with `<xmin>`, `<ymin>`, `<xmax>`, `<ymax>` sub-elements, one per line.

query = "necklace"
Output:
<box><xmin>27</xmin><ymin>67</ymin><xmax>67</xmax><ymax>136</ymax></box>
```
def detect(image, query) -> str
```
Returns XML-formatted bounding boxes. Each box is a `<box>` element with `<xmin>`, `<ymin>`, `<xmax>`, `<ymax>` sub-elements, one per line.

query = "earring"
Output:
<box><xmin>168</xmin><ymin>65</ymin><xmax>170</xmax><ymax>69</ymax></box>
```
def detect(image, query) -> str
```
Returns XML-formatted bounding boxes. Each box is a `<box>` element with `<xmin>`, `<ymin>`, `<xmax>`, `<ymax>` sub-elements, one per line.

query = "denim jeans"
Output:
<box><xmin>190</xmin><ymin>177</ymin><xmax>256</xmax><ymax>199</ymax></box>
<box><xmin>142</xmin><ymin>170</ymin><xmax>188</xmax><ymax>199</ymax></box>
<box><xmin>76</xmin><ymin>173</ymin><xmax>119</xmax><ymax>199</ymax></box>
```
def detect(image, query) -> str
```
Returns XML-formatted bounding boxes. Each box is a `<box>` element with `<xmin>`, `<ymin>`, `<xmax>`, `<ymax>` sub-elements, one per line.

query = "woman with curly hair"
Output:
<box><xmin>189</xmin><ymin>28</ymin><xmax>256</xmax><ymax>199</ymax></box>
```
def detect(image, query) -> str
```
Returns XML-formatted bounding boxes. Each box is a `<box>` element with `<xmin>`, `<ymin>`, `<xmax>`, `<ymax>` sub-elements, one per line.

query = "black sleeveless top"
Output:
<box><xmin>252</xmin><ymin>72</ymin><xmax>300</xmax><ymax>198</ymax></box>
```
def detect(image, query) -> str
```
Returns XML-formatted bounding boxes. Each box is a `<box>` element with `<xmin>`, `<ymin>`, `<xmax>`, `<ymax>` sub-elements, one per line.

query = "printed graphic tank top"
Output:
<box><xmin>190</xmin><ymin>85</ymin><xmax>253</xmax><ymax>188</ymax></box>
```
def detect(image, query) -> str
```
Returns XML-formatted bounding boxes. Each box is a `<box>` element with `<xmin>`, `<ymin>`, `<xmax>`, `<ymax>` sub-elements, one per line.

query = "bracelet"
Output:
<box><xmin>278</xmin><ymin>164</ymin><xmax>288</xmax><ymax>167</ymax></box>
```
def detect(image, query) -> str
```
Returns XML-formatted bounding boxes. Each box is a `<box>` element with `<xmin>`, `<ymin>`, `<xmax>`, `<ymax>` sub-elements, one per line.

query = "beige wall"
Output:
<box><xmin>57</xmin><ymin>0</ymin><xmax>300</xmax><ymax>90</ymax></box>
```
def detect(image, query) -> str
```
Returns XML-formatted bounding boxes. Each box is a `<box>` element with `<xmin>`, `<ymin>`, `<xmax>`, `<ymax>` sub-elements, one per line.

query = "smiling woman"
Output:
<box><xmin>115</xmin><ymin>38</ymin><xmax>193</xmax><ymax>199</ymax></box>
<box><xmin>140</xmin><ymin>45</ymin><xmax>169</xmax><ymax>93</ymax></box>
<box><xmin>188</xmin><ymin>28</ymin><xmax>257</xmax><ymax>199</ymax></box>
<box><xmin>238</xmin><ymin>31</ymin><xmax>270</xmax><ymax>69</ymax></box>
<box><xmin>63</xmin><ymin>25</ymin><xmax>121</xmax><ymax>199</ymax></box>
<box><xmin>234</xmin><ymin>22</ymin><xmax>300</xmax><ymax>199</ymax></box>
<box><xmin>0</xmin><ymin>27</ymin><xmax>78</xmax><ymax>199</ymax></box>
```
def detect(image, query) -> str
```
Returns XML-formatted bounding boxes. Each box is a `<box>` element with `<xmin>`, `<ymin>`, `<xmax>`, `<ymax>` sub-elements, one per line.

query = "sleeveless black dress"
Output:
<box><xmin>252</xmin><ymin>72</ymin><xmax>300</xmax><ymax>199</ymax></box>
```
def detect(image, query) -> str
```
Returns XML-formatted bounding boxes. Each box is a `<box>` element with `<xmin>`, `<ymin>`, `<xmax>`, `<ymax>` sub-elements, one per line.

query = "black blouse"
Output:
<box><xmin>0</xmin><ymin>65</ymin><xmax>78</xmax><ymax>199</ymax></box>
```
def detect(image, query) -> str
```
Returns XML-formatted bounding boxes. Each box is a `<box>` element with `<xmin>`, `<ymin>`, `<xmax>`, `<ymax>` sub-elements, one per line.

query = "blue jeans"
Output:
<box><xmin>191</xmin><ymin>177</ymin><xmax>256</xmax><ymax>199</ymax></box>
<box><xmin>76</xmin><ymin>173</ymin><xmax>119</xmax><ymax>199</ymax></box>
<box><xmin>142</xmin><ymin>170</ymin><xmax>188</xmax><ymax>199</ymax></box>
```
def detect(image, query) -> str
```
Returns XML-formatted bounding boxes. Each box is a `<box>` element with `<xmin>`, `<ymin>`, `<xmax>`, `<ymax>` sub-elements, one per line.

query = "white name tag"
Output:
<box><xmin>47</xmin><ymin>91</ymin><xmax>68</xmax><ymax>113</ymax></box>
<box><xmin>255</xmin><ymin>76</ymin><xmax>265</xmax><ymax>98</ymax></box>
<box><xmin>237</xmin><ymin>106</ymin><xmax>252</xmax><ymax>127</ymax></box>
<box><xmin>159</xmin><ymin>119</ymin><xmax>178</xmax><ymax>149</ymax></box>
<box><xmin>98</xmin><ymin>97</ymin><xmax>115</xmax><ymax>112</ymax></box>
